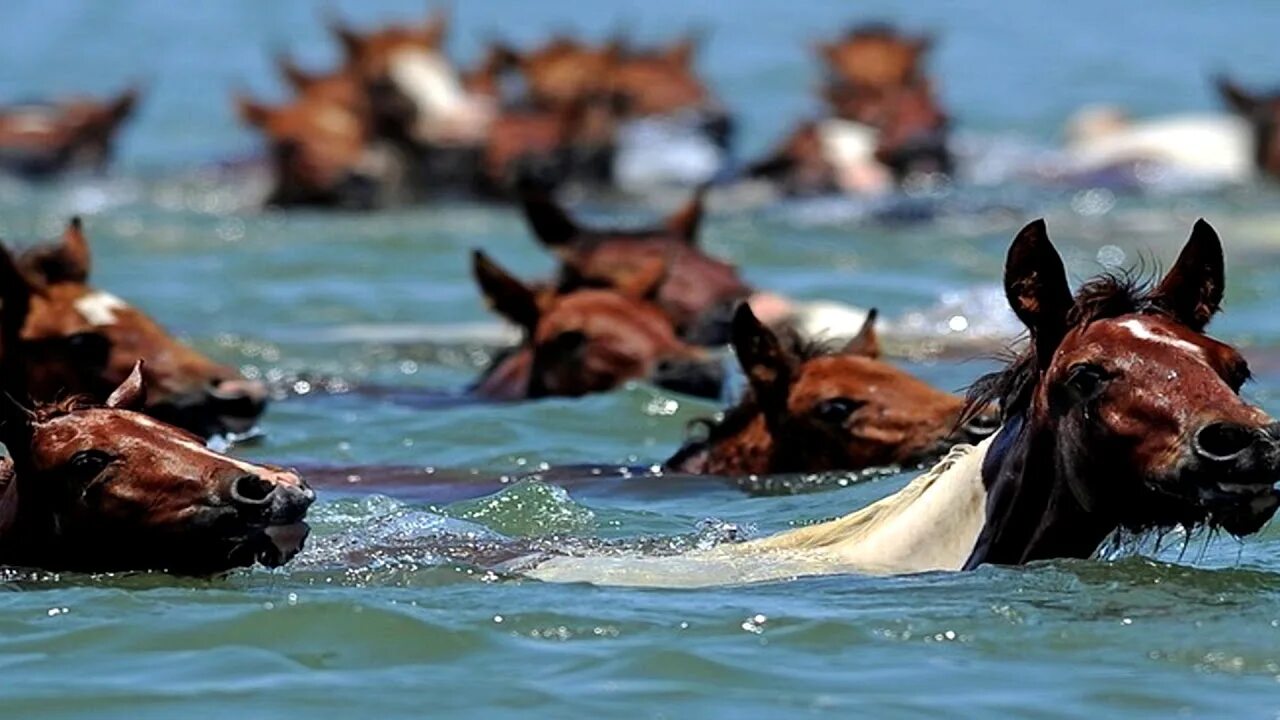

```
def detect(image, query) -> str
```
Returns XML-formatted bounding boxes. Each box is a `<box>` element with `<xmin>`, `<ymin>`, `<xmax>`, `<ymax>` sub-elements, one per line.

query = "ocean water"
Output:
<box><xmin>3</xmin><ymin>1</ymin><xmax>1280</xmax><ymax>718</ymax></box>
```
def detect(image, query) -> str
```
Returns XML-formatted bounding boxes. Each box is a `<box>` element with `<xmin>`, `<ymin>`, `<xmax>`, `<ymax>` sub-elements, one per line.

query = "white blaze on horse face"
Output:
<box><xmin>387</xmin><ymin>50</ymin><xmax>491</xmax><ymax>143</ymax></box>
<box><xmin>1116</xmin><ymin>318</ymin><xmax>1206</xmax><ymax>361</ymax></box>
<box><xmin>74</xmin><ymin>291</ymin><xmax>129</xmax><ymax>327</ymax></box>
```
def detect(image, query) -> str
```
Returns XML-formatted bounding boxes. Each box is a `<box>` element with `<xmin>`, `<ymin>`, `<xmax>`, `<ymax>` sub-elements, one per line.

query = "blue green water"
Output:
<box><xmin>4</xmin><ymin>1</ymin><xmax>1280</xmax><ymax>718</ymax></box>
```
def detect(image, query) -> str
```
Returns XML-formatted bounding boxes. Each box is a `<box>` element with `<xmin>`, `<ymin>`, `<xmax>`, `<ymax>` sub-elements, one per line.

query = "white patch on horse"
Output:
<box><xmin>130</xmin><ymin>413</ymin><xmax>277</xmax><ymax>478</ymax></box>
<box><xmin>74</xmin><ymin>291</ymin><xmax>130</xmax><ymax>327</ymax></box>
<box><xmin>525</xmin><ymin>435</ymin><xmax>996</xmax><ymax>588</ymax></box>
<box><xmin>817</xmin><ymin>118</ymin><xmax>893</xmax><ymax>194</ymax></box>
<box><xmin>387</xmin><ymin>50</ymin><xmax>491</xmax><ymax>143</ymax></box>
<box><xmin>1117</xmin><ymin>318</ymin><xmax>1205</xmax><ymax>359</ymax></box>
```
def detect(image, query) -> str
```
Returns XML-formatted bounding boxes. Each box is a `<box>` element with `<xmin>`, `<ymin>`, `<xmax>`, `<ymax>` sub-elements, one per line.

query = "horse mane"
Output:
<box><xmin>667</xmin><ymin>327</ymin><xmax>844</xmax><ymax>466</ymax></box>
<box><xmin>963</xmin><ymin>269</ymin><xmax>1163</xmax><ymax>424</ymax></box>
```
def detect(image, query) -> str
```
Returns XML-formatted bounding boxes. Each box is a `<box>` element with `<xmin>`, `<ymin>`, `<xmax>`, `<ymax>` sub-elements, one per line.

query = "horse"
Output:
<box><xmin>469</xmin><ymin>250</ymin><xmax>724</xmax><ymax>400</ymax></box>
<box><xmin>0</xmin><ymin>87</ymin><xmax>140</xmax><ymax>178</ymax></box>
<box><xmin>525</xmin><ymin>218</ymin><xmax>1280</xmax><ymax>587</ymax></box>
<box><xmin>608</xmin><ymin>33</ymin><xmax>733</xmax><ymax>148</ymax></box>
<box><xmin>329</xmin><ymin>7</ymin><xmax>493</xmax><ymax>149</ymax></box>
<box><xmin>519</xmin><ymin>186</ymin><xmax>751</xmax><ymax>345</ymax></box>
<box><xmin>8</xmin><ymin>218</ymin><xmax>270</xmax><ymax>439</ymax></box>
<box><xmin>1217</xmin><ymin>77</ymin><xmax>1280</xmax><ymax>179</ymax></box>
<box><xmin>748</xmin><ymin>25</ymin><xmax>950</xmax><ymax>195</ymax></box>
<box><xmin>234</xmin><ymin>89</ymin><xmax>399</xmax><ymax>208</ymax></box>
<box><xmin>665</xmin><ymin>304</ymin><xmax>998</xmax><ymax>476</ymax></box>
<box><xmin>0</xmin><ymin>361</ymin><xmax>314</xmax><ymax>573</ymax></box>
<box><xmin>499</xmin><ymin>36</ymin><xmax>623</xmax><ymax>111</ymax></box>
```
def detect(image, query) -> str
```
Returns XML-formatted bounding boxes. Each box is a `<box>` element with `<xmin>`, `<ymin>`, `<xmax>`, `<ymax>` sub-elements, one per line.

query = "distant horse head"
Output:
<box><xmin>13</xmin><ymin>219</ymin><xmax>269</xmax><ymax>438</ymax></box>
<box><xmin>964</xmin><ymin>219</ymin><xmax>1280</xmax><ymax>567</ymax></box>
<box><xmin>236</xmin><ymin>90</ymin><xmax>391</xmax><ymax>208</ymax></box>
<box><xmin>470</xmin><ymin>250</ymin><xmax>722</xmax><ymax>400</ymax></box>
<box><xmin>275</xmin><ymin>52</ymin><xmax>369</xmax><ymax>117</ymax></box>
<box><xmin>330</xmin><ymin>7</ymin><xmax>492</xmax><ymax>146</ymax></box>
<box><xmin>0</xmin><ymin>362</ymin><xmax>313</xmax><ymax>573</ymax></box>
<box><xmin>506</xmin><ymin>35</ymin><xmax>624</xmax><ymax>110</ymax></box>
<box><xmin>824</xmin><ymin>78</ymin><xmax>951</xmax><ymax>180</ymax></box>
<box><xmin>666</xmin><ymin>304</ymin><xmax>997</xmax><ymax>475</ymax></box>
<box><xmin>520</xmin><ymin>185</ymin><xmax>751</xmax><ymax>344</ymax></box>
<box><xmin>0</xmin><ymin>87</ymin><xmax>140</xmax><ymax>177</ymax></box>
<box><xmin>817</xmin><ymin>24</ymin><xmax>931</xmax><ymax>91</ymax></box>
<box><xmin>478</xmin><ymin>97</ymin><xmax>617</xmax><ymax>193</ymax></box>
<box><xmin>1217</xmin><ymin>76</ymin><xmax>1280</xmax><ymax>180</ymax></box>
<box><xmin>609</xmin><ymin>33</ymin><xmax>734</xmax><ymax>149</ymax></box>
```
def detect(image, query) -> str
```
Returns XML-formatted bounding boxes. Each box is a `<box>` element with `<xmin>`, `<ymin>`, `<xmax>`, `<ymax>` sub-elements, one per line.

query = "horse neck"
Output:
<box><xmin>963</xmin><ymin>415</ymin><xmax>1117</xmax><ymax>569</ymax></box>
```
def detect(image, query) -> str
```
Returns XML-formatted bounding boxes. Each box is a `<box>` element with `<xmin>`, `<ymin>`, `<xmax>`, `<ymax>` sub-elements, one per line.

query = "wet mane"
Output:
<box><xmin>963</xmin><ymin>269</ymin><xmax>1164</xmax><ymax>424</ymax></box>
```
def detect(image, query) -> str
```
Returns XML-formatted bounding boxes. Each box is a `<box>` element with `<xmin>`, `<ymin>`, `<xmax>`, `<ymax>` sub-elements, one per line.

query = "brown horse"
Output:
<box><xmin>961</xmin><ymin>218</ymin><xmax>1280</xmax><ymax>565</ymax></box>
<box><xmin>0</xmin><ymin>87</ymin><xmax>140</xmax><ymax>178</ymax></box>
<box><xmin>10</xmin><ymin>219</ymin><xmax>269</xmax><ymax>438</ymax></box>
<box><xmin>608</xmin><ymin>34</ymin><xmax>733</xmax><ymax>148</ymax></box>
<box><xmin>749</xmin><ymin>25</ymin><xmax>950</xmax><ymax>194</ymax></box>
<box><xmin>520</xmin><ymin>186</ymin><xmax>751</xmax><ymax>344</ymax></box>
<box><xmin>235</xmin><ymin>89</ymin><xmax>392</xmax><ymax>208</ymax></box>
<box><xmin>1217</xmin><ymin>76</ymin><xmax>1280</xmax><ymax>180</ymax></box>
<box><xmin>501</xmin><ymin>36</ymin><xmax>623</xmax><ymax>111</ymax></box>
<box><xmin>329</xmin><ymin>7</ymin><xmax>492</xmax><ymax>148</ymax></box>
<box><xmin>666</xmin><ymin>304</ymin><xmax>997</xmax><ymax>476</ymax></box>
<box><xmin>0</xmin><ymin>362</ymin><xmax>314</xmax><ymax>573</ymax></box>
<box><xmin>469</xmin><ymin>250</ymin><xmax>723</xmax><ymax>400</ymax></box>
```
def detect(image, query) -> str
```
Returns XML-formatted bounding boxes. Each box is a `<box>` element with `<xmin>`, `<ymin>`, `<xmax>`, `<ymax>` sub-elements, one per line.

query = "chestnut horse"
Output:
<box><xmin>520</xmin><ymin>186</ymin><xmax>751</xmax><ymax>345</ymax></box>
<box><xmin>528</xmin><ymin>218</ymin><xmax>1280</xmax><ymax>587</ymax></box>
<box><xmin>0</xmin><ymin>362</ymin><xmax>314</xmax><ymax>573</ymax></box>
<box><xmin>0</xmin><ymin>87</ymin><xmax>140</xmax><ymax>178</ymax></box>
<box><xmin>10</xmin><ymin>218</ymin><xmax>269</xmax><ymax>438</ymax></box>
<box><xmin>665</xmin><ymin>305</ymin><xmax>997</xmax><ymax>476</ymax></box>
<box><xmin>469</xmin><ymin>250</ymin><xmax>723</xmax><ymax>400</ymax></box>
<box><xmin>748</xmin><ymin>25</ymin><xmax>950</xmax><ymax>194</ymax></box>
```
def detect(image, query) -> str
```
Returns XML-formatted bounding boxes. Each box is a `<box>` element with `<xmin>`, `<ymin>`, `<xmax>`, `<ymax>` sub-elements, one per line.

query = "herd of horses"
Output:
<box><xmin>6</xmin><ymin>11</ymin><xmax>1280</xmax><ymax>203</ymax></box>
<box><xmin>0</xmin><ymin>11</ymin><xmax>1279</xmax><ymax>587</ymax></box>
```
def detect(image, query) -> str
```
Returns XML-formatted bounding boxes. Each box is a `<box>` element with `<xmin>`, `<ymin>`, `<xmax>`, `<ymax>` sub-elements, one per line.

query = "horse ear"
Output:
<box><xmin>422</xmin><ymin>5</ymin><xmax>450</xmax><ymax>47</ymax></box>
<box><xmin>666</xmin><ymin>31</ymin><xmax>701</xmax><ymax>67</ymax></box>
<box><xmin>731</xmin><ymin>303</ymin><xmax>794</xmax><ymax>414</ymax></box>
<box><xmin>519</xmin><ymin>187</ymin><xmax>580</xmax><ymax>252</ymax></box>
<box><xmin>1216</xmin><ymin>76</ymin><xmax>1260</xmax><ymax>115</ymax></box>
<box><xmin>471</xmin><ymin>250</ymin><xmax>540</xmax><ymax>333</ymax></box>
<box><xmin>842</xmin><ymin>308</ymin><xmax>881</xmax><ymax>359</ymax></box>
<box><xmin>234</xmin><ymin>94</ymin><xmax>274</xmax><ymax>128</ymax></box>
<box><xmin>329</xmin><ymin>16</ymin><xmax>364</xmax><ymax>59</ymax></box>
<box><xmin>107</xmin><ymin>86</ymin><xmax>140</xmax><ymax>124</ymax></box>
<box><xmin>106</xmin><ymin>360</ymin><xmax>147</xmax><ymax>411</ymax></box>
<box><xmin>0</xmin><ymin>243</ymin><xmax>34</xmax><ymax>366</ymax></box>
<box><xmin>276</xmin><ymin>52</ymin><xmax>315</xmax><ymax>91</ymax></box>
<box><xmin>57</xmin><ymin>217</ymin><xmax>92</xmax><ymax>282</ymax></box>
<box><xmin>1004</xmin><ymin>219</ymin><xmax>1073</xmax><ymax>368</ymax></box>
<box><xmin>1152</xmin><ymin>219</ymin><xmax>1224</xmax><ymax>332</ymax></box>
<box><xmin>665</xmin><ymin>185</ymin><xmax>707</xmax><ymax>245</ymax></box>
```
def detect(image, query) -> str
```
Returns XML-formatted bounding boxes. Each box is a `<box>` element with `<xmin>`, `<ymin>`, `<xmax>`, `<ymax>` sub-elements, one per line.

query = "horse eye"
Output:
<box><xmin>68</xmin><ymin>450</ymin><xmax>113</xmax><ymax>477</ymax></box>
<box><xmin>813</xmin><ymin>397</ymin><xmax>866</xmax><ymax>424</ymax></box>
<box><xmin>1065</xmin><ymin>363</ymin><xmax>1109</xmax><ymax>401</ymax></box>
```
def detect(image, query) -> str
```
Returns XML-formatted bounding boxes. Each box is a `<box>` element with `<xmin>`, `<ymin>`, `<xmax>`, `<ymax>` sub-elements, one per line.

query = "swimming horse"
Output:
<box><xmin>665</xmin><ymin>304</ymin><xmax>998</xmax><ymax>477</ymax></box>
<box><xmin>748</xmin><ymin>25</ymin><xmax>950</xmax><ymax>196</ymax></box>
<box><xmin>525</xmin><ymin>218</ymin><xmax>1280</xmax><ymax>586</ymax></box>
<box><xmin>5</xmin><ymin>218</ymin><xmax>270</xmax><ymax>438</ymax></box>
<box><xmin>469</xmin><ymin>250</ymin><xmax>725</xmax><ymax>401</ymax></box>
<box><xmin>0</xmin><ymin>87</ymin><xmax>140</xmax><ymax>178</ymax></box>
<box><xmin>0</xmin><ymin>253</ymin><xmax>314</xmax><ymax>573</ymax></box>
<box><xmin>1057</xmin><ymin>77</ymin><xmax>1280</xmax><ymax>188</ymax></box>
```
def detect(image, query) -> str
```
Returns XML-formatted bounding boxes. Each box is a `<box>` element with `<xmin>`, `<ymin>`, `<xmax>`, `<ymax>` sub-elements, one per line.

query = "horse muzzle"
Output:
<box><xmin>1187</xmin><ymin>421</ymin><xmax>1280</xmax><ymax>535</ymax></box>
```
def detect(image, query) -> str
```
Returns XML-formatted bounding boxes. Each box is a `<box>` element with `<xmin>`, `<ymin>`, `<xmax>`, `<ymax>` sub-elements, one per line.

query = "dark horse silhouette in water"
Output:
<box><xmin>520</xmin><ymin>218</ymin><xmax>1280</xmax><ymax>586</ymax></box>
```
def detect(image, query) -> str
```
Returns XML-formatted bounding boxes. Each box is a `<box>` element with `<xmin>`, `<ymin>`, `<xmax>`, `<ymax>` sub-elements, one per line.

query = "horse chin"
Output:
<box><xmin>225</xmin><ymin>522</ymin><xmax>311</xmax><ymax>570</ymax></box>
<box><xmin>1201</xmin><ymin>485</ymin><xmax>1280</xmax><ymax>537</ymax></box>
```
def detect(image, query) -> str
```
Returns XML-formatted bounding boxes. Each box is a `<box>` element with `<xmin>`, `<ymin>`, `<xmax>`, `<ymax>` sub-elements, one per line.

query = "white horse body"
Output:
<box><xmin>524</xmin><ymin>435</ymin><xmax>993</xmax><ymax>588</ymax></box>
<box><xmin>1065</xmin><ymin>112</ymin><xmax>1253</xmax><ymax>183</ymax></box>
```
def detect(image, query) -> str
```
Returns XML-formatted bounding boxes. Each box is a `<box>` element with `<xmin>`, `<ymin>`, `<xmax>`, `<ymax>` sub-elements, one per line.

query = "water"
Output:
<box><xmin>5</xmin><ymin>1</ymin><xmax>1280</xmax><ymax>717</ymax></box>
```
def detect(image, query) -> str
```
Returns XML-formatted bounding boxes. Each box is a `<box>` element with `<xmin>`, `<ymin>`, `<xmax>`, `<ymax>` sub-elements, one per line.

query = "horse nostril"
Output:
<box><xmin>230</xmin><ymin>474</ymin><xmax>276</xmax><ymax>506</ymax></box>
<box><xmin>1193</xmin><ymin>422</ymin><xmax>1259</xmax><ymax>463</ymax></box>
